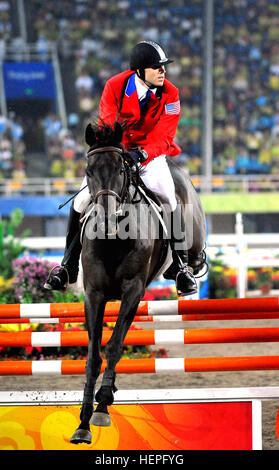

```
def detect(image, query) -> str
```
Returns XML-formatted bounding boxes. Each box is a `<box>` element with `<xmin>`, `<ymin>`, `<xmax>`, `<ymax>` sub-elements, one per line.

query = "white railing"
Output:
<box><xmin>21</xmin><ymin>233</ymin><xmax>279</xmax><ymax>252</ymax></box>
<box><xmin>1</xmin><ymin>43</ymin><xmax>54</xmax><ymax>62</ymax></box>
<box><xmin>190</xmin><ymin>174</ymin><xmax>279</xmax><ymax>193</ymax></box>
<box><xmin>0</xmin><ymin>178</ymin><xmax>81</xmax><ymax>196</ymax></box>
<box><xmin>21</xmin><ymin>217</ymin><xmax>279</xmax><ymax>299</ymax></box>
<box><xmin>1</xmin><ymin>175</ymin><xmax>279</xmax><ymax>196</ymax></box>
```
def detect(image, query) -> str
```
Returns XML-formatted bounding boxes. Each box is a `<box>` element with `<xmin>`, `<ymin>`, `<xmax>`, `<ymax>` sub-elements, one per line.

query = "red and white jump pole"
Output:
<box><xmin>1</xmin><ymin>356</ymin><xmax>279</xmax><ymax>376</ymax></box>
<box><xmin>1</xmin><ymin>297</ymin><xmax>279</xmax><ymax>319</ymax></box>
<box><xmin>1</xmin><ymin>326</ymin><xmax>279</xmax><ymax>347</ymax></box>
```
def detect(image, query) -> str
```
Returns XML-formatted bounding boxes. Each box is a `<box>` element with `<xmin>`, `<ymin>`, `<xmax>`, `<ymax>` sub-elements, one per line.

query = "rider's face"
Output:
<box><xmin>144</xmin><ymin>65</ymin><xmax>166</xmax><ymax>87</ymax></box>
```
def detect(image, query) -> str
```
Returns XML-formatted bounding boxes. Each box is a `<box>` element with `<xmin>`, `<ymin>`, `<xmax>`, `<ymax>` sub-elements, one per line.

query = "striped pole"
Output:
<box><xmin>1</xmin><ymin>297</ymin><xmax>279</xmax><ymax>319</ymax></box>
<box><xmin>1</xmin><ymin>356</ymin><xmax>279</xmax><ymax>375</ymax></box>
<box><xmin>0</xmin><ymin>315</ymin><xmax>185</xmax><ymax>325</ymax></box>
<box><xmin>2</xmin><ymin>327</ymin><xmax>279</xmax><ymax>347</ymax></box>
<box><xmin>1</xmin><ymin>311</ymin><xmax>279</xmax><ymax>324</ymax></box>
<box><xmin>0</xmin><ymin>303</ymin><xmax>85</xmax><ymax>319</ymax></box>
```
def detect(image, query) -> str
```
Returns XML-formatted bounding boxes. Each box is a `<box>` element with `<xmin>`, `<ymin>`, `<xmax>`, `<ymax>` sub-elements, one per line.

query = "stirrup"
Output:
<box><xmin>176</xmin><ymin>268</ymin><xmax>197</xmax><ymax>297</ymax></box>
<box><xmin>43</xmin><ymin>265</ymin><xmax>69</xmax><ymax>291</ymax></box>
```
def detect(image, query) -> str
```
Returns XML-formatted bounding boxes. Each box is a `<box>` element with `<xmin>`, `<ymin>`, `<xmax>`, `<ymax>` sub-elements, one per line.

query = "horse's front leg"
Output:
<box><xmin>92</xmin><ymin>278</ymin><xmax>145</xmax><ymax>427</ymax></box>
<box><xmin>70</xmin><ymin>290</ymin><xmax>106</xmax><ymax>444</ymax></box>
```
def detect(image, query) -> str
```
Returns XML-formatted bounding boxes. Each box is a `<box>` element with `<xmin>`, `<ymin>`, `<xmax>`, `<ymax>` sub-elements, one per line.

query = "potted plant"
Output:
<box><xmin>256</xmin><ymin>267</ymin><xmax>272</xmax><ymax>295</ymax></box>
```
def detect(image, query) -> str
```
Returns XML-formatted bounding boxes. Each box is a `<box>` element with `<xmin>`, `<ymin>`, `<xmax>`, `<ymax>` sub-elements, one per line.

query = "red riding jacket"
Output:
<box><xmin>99</xmin><ymin>70</ymin><xmax>181</xmax><ymax>165</ymax></box>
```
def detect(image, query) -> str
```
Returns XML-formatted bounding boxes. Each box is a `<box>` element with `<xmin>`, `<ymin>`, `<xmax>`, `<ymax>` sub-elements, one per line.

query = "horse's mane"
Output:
<box><xmin>85</xmin><ymin>119</ymin><xmax>144</xmax><ymax>177</ymax></box>
<box><xmin>85</xmin><ymin>119</ymin><xmax>125</xmax><ymax>149</ymax></box>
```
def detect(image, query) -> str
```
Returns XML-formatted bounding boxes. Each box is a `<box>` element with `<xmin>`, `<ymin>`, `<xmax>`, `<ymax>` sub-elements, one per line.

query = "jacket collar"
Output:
<box><xmin>125</xmin><ymin>73</ymin><xmax>137</xmax><ymax>97</ymax></box>
<box><xmin>125</xmin><ymin>73</ymin><xmax>159</xmax><ymax>99</ymax></box>
<box><xmin>122</xmin><ymin>73</ymin><xmax>161</xmax><ymax>119</ymax></box>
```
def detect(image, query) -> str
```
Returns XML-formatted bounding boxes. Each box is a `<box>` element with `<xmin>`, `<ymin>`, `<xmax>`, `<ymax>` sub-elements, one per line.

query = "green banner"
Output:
<box><xmin>200</xmin><ymin>192</ymin><xmax>279</xmax><ymax>214</ymax></box>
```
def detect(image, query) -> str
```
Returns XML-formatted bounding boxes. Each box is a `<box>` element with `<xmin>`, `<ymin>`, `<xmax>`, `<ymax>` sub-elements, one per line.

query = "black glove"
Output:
<box><xmin>129</xmin><ymin>148</ymin><xmax>148</xmax><ymax>164</ymax></box>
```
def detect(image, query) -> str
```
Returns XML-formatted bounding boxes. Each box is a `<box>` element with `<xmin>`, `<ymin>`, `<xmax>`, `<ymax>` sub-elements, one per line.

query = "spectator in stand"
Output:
<box><xmin>61</xmin><ymin>131</ymin><xmax>76</xmax><ymax>160</ymax></box>
<box><xmin>0</xmin><ymin>0</ymin><xmax>11</xmax><ymax>41</ymax></box>
<box><xmin>75</xmin><ymin>69</ymin><xmax>95</xmax><ymax>94</ymax></box>
<box><xmin>36</xmin><ymin>35</ymin><xmax>50</xmax><ymax>61</ymax></box>
<box><xmin>0</xmin><ymin>114</ymin><xmax>26</xmax><ymax>179</ymax></box>
<box><xmin>0</xmin><ymin>136</ymin><xmax>12</xmax><ymax>177</ymax></box>
<box><xmin>43</xmin><ymin>114</ymin><xmax>62</xmax><ymax>140</ymax></box>
<box><xmin>0</xmin><ymin>114</ymin><xmax>8</xmax><ymax>135</ymax></box>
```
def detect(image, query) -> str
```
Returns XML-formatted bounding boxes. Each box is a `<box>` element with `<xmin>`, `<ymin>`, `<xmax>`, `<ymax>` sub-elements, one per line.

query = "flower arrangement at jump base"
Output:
<box><xmin>208</xmin><ymin>262</ymin><xmax>276</xmax><ymax>298</ymax></box>
<box><xmin>208</xmin><ymin>258</ymin><xmax>237</xmax><ymax>299</ymax></box>
<box><xmin>12</xmin><ymin>256</ymin><xmax>60</xmax><ymax>303</ymax></box>
<box><xmin>249</xmin><ymin>267</ymin><xmax>274</xmax><ymax>295</ymax></box>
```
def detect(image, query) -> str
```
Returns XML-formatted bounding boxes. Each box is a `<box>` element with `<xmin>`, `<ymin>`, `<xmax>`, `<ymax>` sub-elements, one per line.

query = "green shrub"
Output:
<box><xmin>0</xmin><ymin>209</ymin><xmax>30</xmax><ymax>279</ymax></box>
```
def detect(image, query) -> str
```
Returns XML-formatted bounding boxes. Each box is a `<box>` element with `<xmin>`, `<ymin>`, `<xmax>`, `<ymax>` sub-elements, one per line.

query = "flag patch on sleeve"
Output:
<box><xmin>165</xmin><ymin>100</ymin><xmax>180</xmax><ymax>115</ymax></box>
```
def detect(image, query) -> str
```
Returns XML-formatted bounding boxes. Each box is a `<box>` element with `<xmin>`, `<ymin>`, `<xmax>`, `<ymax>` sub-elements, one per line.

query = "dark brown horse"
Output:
<box><xmin>70</xmin><ymin>122</ymin><xmax>206</xmax><ymax>444</ymax></box>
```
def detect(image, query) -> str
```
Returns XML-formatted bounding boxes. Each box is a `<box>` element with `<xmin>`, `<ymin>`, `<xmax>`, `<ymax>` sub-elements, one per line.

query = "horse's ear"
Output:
<box><xmin>85</xmin><ymin>123</ymin><xmax>96</xmax><ymax>146</ymax></box>
<box><xmin>113</xmin><ymin>121</ymin><xmax>123</xmax><ymax>144</ymax></box>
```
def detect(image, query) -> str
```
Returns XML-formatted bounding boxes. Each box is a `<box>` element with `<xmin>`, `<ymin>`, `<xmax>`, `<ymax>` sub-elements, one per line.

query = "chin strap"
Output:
<box><xmin>145</xmin><ymin>81</ymin><xmax>157</xmax><ymax>90</ymax></box>
<box><xmin>136</xmin><ymin>69</ymin><xmax>157</xmax><ymax>90</ymax></box>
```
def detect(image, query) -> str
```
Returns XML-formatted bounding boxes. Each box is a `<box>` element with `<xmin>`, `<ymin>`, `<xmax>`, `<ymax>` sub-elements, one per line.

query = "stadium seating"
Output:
<box><xmin>1</xmin><ymin>0</ymin><xmax>279</xmax><ymax>181</ymax></box>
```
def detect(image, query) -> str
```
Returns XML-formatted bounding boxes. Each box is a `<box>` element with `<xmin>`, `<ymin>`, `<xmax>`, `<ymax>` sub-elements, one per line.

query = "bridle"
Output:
<box><xmin>86</xmin><ymin>145</ymin><xmax>132</xmax><ymax>217</ymax></box>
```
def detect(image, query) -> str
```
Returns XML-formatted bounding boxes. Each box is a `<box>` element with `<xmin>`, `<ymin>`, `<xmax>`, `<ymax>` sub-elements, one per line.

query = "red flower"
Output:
<box><xmin>228</xmin><ymin>275</ymin><xmax>237</xmax><ymax>287</ymax></box>
<box><xmin>25</xmin><ymin>346</ymin><xmax>33</xmax><ymax>355</ymax></box>
<box><xmin>142</xmin><ymin>291</ymin><xmax>155</xmax><ymax>300</ymax></box>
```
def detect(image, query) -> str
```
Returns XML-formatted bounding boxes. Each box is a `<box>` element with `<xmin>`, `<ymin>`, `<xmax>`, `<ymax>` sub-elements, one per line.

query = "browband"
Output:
<box><xmin>87</xmin><ymin>146</ymin><xmax>123</xmax><ymax>157</ymax></box>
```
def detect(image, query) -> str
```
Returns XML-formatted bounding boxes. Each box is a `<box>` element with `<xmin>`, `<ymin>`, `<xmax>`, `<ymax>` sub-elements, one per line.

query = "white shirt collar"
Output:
<box><xmin>135</xmin><ymin>74</ymin><xmax>157</xmax><ymax>100</ymax></box>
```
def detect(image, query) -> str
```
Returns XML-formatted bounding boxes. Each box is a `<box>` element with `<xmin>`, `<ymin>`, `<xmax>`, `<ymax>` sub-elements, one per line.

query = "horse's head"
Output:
<box><xmin>85</xmin><ymin>121</ymin><xmax>132</xmax><ymax>237</ymax></box>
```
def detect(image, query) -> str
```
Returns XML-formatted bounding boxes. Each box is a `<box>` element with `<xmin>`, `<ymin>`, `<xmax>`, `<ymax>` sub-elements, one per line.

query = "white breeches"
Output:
<box><xmin>73</xmin><ymin>154</ymin><xmax>177</xmax><ymax>213</ymax></box>
<box><xmin>140</xmin><ymin>155</ymin><xmax>177</xmax><ymax>211</ymax></box>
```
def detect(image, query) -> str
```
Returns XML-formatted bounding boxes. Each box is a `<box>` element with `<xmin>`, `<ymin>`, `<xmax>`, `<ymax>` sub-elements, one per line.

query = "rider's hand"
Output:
<box><xmin>129</xmin><ymin>148</ymin><xmax>148</xmax><ymax>164</ymax></box>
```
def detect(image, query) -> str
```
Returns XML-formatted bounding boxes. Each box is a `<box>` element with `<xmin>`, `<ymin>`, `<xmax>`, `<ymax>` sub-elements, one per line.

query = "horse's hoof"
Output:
<box><xmin>90</xmin><ymin>412</ymin><xmax>111</xmax><ymax>427</ymax></box>
<box><xmin>70</xmin><ymin>428</ymin><xmax>92</xmax><ymax>444</ymax></box>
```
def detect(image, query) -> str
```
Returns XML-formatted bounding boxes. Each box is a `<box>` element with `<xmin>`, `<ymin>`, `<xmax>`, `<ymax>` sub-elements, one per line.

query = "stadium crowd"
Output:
<box><xmin>1</xmin><ymin>0</ymin><xmax>279</xmax><ymax>181</ymax></box>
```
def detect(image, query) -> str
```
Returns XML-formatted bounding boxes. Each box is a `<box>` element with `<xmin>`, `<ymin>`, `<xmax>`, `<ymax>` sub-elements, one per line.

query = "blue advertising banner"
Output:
<box><xmin>3</xmin><ymin>62</ymin><xmax>56</xmax><ymax>99</ymax></box>
<box><xmin>0</xmin><ymin>196</ymin><xmax>69</xmax><ymax>216</ymax></box>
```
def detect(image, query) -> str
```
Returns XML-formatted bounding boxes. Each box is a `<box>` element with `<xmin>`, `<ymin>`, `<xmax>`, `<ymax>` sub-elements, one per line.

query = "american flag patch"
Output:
<box><xmin>165</xmin><ymin>100</ymin><xmax>180</xmax><ymax>115</ymax></box>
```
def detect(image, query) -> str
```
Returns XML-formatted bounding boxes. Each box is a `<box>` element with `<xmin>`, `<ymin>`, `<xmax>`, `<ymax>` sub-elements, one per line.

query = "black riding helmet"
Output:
<box><xmin>130</xmin><ymin>40</ymin><xmax>173</xmax><ymax>84</ymax></box>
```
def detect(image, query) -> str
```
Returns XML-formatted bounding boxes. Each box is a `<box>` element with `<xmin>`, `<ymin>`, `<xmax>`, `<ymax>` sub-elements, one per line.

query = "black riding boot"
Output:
<box><xmin>44</xmin><ymin>203</ymin><xmax>82</xmax><ymax>291</ymax></box>
<box><xmin>163</xmin><ymin>204</ymin><xmax>197</xmax><ymax>297</ymax></box>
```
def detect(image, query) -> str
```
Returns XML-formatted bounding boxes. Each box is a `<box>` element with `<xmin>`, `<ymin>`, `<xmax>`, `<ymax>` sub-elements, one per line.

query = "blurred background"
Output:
<box><xmin>1</xmin><ymin>0</ymin><xmax>279</xmax><ymax>299</ymax></box>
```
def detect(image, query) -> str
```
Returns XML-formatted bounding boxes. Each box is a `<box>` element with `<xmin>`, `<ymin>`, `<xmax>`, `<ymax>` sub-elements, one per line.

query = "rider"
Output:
<box><xmin>45</xmin><ymin>40</ymin><xmax>202</xmax><ymax>296</ymax></box>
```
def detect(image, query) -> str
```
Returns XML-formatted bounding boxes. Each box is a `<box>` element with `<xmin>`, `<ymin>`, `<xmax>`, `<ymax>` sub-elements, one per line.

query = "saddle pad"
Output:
<box><xmin>137</xmin><ymin>185</ymin><xmax>168</xmax><ymax>237</ymax></box>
